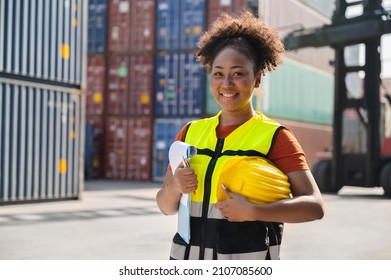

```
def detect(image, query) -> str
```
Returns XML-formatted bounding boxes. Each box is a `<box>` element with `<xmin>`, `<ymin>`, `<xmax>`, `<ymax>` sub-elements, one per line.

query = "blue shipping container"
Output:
<box><xmin>0</xmin><ymin>0</ymin><xmax>87</xmax><ymax>86</ymax></box>
<box><xmin>84</xmin><ymin>123</ymin><xmax>95</xmax><ymax>180</ymax></box>
<box><xmin>0</xmin><ymin>78</ymin><xmax>84</xmax><ymax>203</ymax></box>
<box><xmin>88</xmin><ymin>0</ymin><xmax>107</xmax><ymax>54</ymax></box>
<box><xmin>153</xmin><ymin>117</ymin><xmax>195</xmax><ymax>181</ymax></box>
<box><xmin>156</xmin><ymin>0</ymin><xmax>205</xmax><ymax>50</ymax></box>
<box><xmin>154</xmin><ymin>50</ymin><xmax>205</xmax><ymax>117</ymax></box>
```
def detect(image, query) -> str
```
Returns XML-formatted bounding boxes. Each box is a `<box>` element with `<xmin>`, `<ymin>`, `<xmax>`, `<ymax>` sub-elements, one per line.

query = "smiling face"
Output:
<box><xmin>210</xmin><ymin>47</ymin><xmax>261</xmax><ymax>122</ymax></box>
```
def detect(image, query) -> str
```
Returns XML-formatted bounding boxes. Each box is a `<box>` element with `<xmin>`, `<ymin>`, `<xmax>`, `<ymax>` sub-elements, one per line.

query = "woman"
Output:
<box><xmin>156</xmin><ymin>11</ymin><xmax>324</xmax><ymax>260</ymax></box>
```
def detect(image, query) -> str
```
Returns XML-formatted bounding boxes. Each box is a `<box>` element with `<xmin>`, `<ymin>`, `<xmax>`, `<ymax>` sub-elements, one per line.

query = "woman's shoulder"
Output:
<box><xmin>269</xmin><ymin>127</ymin><xmax>309</xmax><ymax>173</ymax></box>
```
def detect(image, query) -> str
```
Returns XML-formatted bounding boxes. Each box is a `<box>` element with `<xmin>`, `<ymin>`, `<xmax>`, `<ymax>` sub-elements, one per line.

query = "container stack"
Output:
<box><xmin>104</xmin><ymin>0</ymin><xmax>155</xmax><ymax>181</ymax></box>
<box><xmin>85</xmin><ymin>0</ymin><xmax>336</xmax><ymax>182</ymax></box>
<box><xmin>152</xmin><ymin>0</ymin><xmax>206</xmax><ymax>180</ymax></box>
<box><xmin>84</xmin><ymin>0</ymin><xmax>276</xmax><ymax>182</ymax></box>
<box><xmin>85</xmin><ymin>0</ymin><xmax>108</xmax><ymax>180</ymax></box>
<box><xmin>0</xmin><ymin>0</ymin><xmax>88</xmax><ymax>203</ymax></box>
<box><xmin>86</xmin><ymin>0</ymin><xmax>156</xmax><ymax>181</ymax></box>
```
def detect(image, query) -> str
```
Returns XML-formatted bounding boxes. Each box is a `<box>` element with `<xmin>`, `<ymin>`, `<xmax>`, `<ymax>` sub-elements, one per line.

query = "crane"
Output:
<box><xmin>283</xmin><ymin>0</ymin><xmax>391</xmax><ymax>196</ymax></box>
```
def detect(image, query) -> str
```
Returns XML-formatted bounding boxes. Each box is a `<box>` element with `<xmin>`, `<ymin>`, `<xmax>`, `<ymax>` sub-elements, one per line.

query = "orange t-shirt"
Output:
<box><xmin>170</xmin><ymin>122</ymin><xmax>309</xmax><ymax>175</ymax></box>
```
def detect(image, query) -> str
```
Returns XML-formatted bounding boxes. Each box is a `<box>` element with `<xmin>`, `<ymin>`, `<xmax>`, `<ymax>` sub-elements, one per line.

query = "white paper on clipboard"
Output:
<box><xmin>168</xmin><ymin>141</ymin><xmax>197</xmax><ymax>244</ymax></box>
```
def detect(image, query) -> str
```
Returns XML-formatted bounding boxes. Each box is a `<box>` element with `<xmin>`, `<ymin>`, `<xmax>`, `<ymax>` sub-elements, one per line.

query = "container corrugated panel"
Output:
<box><xmin>342</xmin><ymin>109</ymin><xmax>367</xmax><ymax>154</ymax></box>
<box><xmin>0</xmin><ymin>0</ymin><xmax>87</xmax><ymax>86</ymax></box>
<box><xmin>154</xmin><ymin>51</ymin><xmax>205</xmax><ymax>117</ymax></box>
<box><xmin>127</xmin><ymin>117</ymin><xmax>152</xmax><ymax>180</ymax></box>
<box><xmin>276</xmin><ymin>118</ymin><xmax>332</xmax><ymax>168</ymax></box>
<box><xmin>105</xmin><ymin>116</ymin><xmax>152</xmax><ymax>180</ymax></box>
<box><xmin>207</xmin><ymin>0</ymin><xmax>247</xmax><ymax>27</ymax></box>
<box><xmin>156</xmin><ymin>0</ymin><xmax>205</xmax><ymax>50</ymax></box>
<box><xmin>85</xmin><ymin>115</ymin><xmax>105</xmax><ymax>179</ymax></box>
<box><xmin>85</xmin><ymin>122</ymin><xmax>95</xmax><ymax>180</ymax></box>
<box><xmin>153</xmin><ymin>117</ymin><xmax>195</xmax><ymax>181</ymax></box>
<box><xmin>299</xmin><ymin>0</ymin><xmax>335</xmax><ymax>18</ymax></box>
<box><xmin>107</xmin><ymin>54</ymin><xmax>131</xmax><ymax>115</ymax></box>
<box><xmin>128</xmin><ymin>54</ymin><xmax>153</xmax><ymax>115</ymax></box>
<box><xmin>105</xmin><ymin>117</ymin><xmax>128</xmax><ymax>179</ymax></box>
<box><xmin>107</xmin><ymin>53</ymin><xmax>153</xmax><ymax>116</ymax></box>
<box><xmin>262</xmin><ymin>0</ymin><xmax>334</xmax><ymax>74</ymax></box>
<box><xmin>108</xmin><ymin>0</ymin><xmax>155</xmax><ymax>53</ymax></box>
<box><xmin>259</xmin><ymin>58</ymin><xmax>334</xmax><ymax>125</ymax></box>
<box><xmin>86</xmin><ymin>54</ymin><xmax>105</xmax><ymax>116</ymax></box>
<box><xmin>88</xmin><ymin>0</ymin><xmax>107</xmax><ymax>54</ymax></box>
<box><xmin>0</xmin><ymin>78</ymin><xmax>84</xmax><ymax>203</ymax></box>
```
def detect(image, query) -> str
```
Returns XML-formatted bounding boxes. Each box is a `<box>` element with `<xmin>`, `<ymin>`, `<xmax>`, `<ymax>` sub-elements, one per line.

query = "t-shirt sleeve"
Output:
<box><xmin>174</xmin><ymin>123</ymin><xmax>190</xmax><ymax>142</ymax></box>
<box><xmin>268</xmin><ymin>127</ymin><xmax>309</xmax><ymax>174</ymax></box>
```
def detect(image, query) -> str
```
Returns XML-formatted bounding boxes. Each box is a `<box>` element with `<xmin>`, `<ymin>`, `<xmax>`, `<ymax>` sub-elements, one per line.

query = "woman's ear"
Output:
<box><xmin>254</xmin><ymin>73</ymin><xmax>262</xmax><ymax>88</ymax></box>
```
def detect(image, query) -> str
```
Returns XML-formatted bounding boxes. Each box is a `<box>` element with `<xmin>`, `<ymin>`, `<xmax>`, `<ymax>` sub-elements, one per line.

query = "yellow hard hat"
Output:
<box><xmin>217</xmin><ymin>157</ymin><xmax>291</xmax><ymax>204</ymax></box>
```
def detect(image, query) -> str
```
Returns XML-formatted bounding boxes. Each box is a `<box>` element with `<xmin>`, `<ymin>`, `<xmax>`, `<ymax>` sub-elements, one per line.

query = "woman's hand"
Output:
<box><xmin>156</xmin><ymin>161</ymin><xmax>198</xmax><ymax>215</ymax></box>
<box><xmin>215</xmin><ymin>188</ymin><xmax>255</xmax><ymax>222</ymax></box>
<box><xmin>171</xmin><ymin>161</ymin><xmax>198</xmax><ymax>194</ymax></box>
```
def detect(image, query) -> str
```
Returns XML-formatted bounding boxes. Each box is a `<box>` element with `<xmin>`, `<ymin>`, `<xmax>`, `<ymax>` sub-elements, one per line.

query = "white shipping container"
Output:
<box><xmin>0</xmin><ymin>0</ymin><xmax>88</xmax><ymax>87</ymax></box>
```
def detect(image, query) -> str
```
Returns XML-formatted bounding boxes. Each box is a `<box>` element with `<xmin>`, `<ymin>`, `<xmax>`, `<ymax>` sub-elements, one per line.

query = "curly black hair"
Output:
<box><xmin>196</xmin><ymin>11</ymin><xmax>284</xmax><ymax>74</ymax></box>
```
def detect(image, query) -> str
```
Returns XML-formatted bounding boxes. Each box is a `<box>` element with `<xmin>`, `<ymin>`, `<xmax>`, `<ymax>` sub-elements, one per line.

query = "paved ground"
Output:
<box><xmin>1</xmin><ymin>180</ymin><xmax>391</xmax><ymax>260</ymax></box>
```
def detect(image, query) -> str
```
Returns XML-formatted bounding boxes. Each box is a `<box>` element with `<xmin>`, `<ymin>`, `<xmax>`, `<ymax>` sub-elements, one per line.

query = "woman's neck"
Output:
<box><xmin>219</xmin><ymin>109</ymin><xmax>256</xmax><ymax>126</ymax></box>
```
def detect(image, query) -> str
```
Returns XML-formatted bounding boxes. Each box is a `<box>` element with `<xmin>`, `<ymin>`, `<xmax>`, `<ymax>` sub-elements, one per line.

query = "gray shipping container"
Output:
<box><xmin>0</xmin><ymin>0</ymin><xmax>87</xmax><ymax>86</ymax></box>
<box><xmin>0</xmin><ymin>78</ymin><xmax>85</xmax><ymax>203</ymax></box>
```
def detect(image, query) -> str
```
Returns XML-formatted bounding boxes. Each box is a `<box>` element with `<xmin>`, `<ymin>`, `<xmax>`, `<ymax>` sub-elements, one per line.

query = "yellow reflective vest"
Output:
<box><xmin>169</xmin><ymin>111</ymin><xmax>285</xmax><ymax>260</ymax></box>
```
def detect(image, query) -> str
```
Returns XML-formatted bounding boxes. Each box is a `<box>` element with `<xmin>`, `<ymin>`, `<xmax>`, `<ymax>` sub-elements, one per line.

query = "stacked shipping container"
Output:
<box><xmin>86</xmin><ymin>0</ymin><xmax>156</xmax><ymax>181</ymax></box>
<box><xmin>85</xmin><ymin>0</ymin><xmax>258</xmax><ymax>181</ymax></box>
<box><xmin>86</xmin><ymin>0</ymin><xmax>108</xmax><ymax>179</ymax></box>
<box><xmin>153</xmin><ymin>0</ymin><xmax>206</xmax><ymax>180</ymax></box>
<box><xmin>0</xmin><ymin>0</ymin><xmax>87</xmax><ymax>203</ymax></box>
<box><xmin>85</xmin><ymin>0</ymin><xmax>337</xmax><ymax>182</ymax></box>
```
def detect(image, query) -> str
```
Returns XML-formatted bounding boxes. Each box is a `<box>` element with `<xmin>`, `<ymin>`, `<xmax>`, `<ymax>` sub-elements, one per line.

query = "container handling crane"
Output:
<box><xmin>283</xmin><ymin>0</ymin><xmax>391</xmax><ymax>196</ymax></box>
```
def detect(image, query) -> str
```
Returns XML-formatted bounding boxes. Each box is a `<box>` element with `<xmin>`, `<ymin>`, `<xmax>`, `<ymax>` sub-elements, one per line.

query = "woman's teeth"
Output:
<box><xmin>221</xmin><ymin>93</ymin><xmax>237</xmax><ymax>98</ymax></box>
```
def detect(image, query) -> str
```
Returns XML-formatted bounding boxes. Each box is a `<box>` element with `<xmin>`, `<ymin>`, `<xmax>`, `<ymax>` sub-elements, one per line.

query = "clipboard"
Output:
<box><xmin>168</xmin><ymin>141</ymin><xmax>197</xmax><ymax>244</ymax></box>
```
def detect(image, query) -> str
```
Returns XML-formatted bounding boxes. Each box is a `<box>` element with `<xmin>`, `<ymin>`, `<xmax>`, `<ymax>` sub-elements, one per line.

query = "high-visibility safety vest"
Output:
<box><xmin>169</xmin><ymin>111</ymin><xmax>285</xmax><ymax>260</ymax></box>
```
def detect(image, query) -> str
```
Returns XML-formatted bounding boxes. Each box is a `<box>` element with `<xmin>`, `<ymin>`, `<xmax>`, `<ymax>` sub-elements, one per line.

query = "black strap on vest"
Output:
<box><xmin>184</xmin><ymin>244</ymin><xmax>191</xmax><ymax>260</ymax></box>
<box><xmin>197</xmin><ymin>148</ymin><xmax>267</xmax><ymax>159</ymax></box>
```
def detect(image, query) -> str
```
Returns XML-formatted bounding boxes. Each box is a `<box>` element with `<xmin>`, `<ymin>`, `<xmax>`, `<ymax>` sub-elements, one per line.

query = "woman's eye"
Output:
<box><xmin>233</xmin><ymin>72</ymin><xmax>244</xmax><ymax>77</ymax></box>
<box><xmin>213</xmin><ymin>72</ymin><xmax>223</xmax><ymax>77</ymax></box>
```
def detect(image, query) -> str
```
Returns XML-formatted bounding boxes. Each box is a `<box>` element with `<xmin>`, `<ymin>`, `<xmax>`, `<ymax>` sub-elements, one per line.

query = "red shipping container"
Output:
<box><xmin>127</xmin><ymin>117</ymin><xmax>153</xmax><ymax>180</ymax></box>
<box><xmin>107</xmin><ymin>54</ymin><xmax>153</xmax><ymax>116</ymax></box>
<box><xmin>86</xmin><ymin>55</ymin><xmax>105</xmax><ymax>116</ymax></box>
<box><xmin>108</xmin><ymin>0</ymin><xmax>155</xmax><ymax>53</ymax></box>
<box><xmin>107</xmin><ymin>55</ymin><xmax>131</xmax><ymax>115</ymax></box>
<box><xmin>85</xmin><ymin>116</ymin><xmax>105</xmax><ymax>178</ymax></box>
<box><xmin>128</xmin><ymin>54</ymin><xmax>153</xmax><ymax>115</ymax></box>
<box><xmin>207</xmin><ymin>0</ymin><xmax>247</xmax><ymax>27</ymax></box>
<box><xmin>105</xmin><ymin>117</ymin><xmax>128</xmax><ymax>179</ymax></box>
<box><xmin>104</xmin><ymin>116</ymin><xmax>153</xmax><ymax>180</ymax></box>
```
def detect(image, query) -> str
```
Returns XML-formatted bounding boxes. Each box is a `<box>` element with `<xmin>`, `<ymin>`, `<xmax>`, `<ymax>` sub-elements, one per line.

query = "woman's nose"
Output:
<box><xmin>223</xmin><ymin>77</ymin><xmax>233</xmax><ymax>86</ymax></box>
